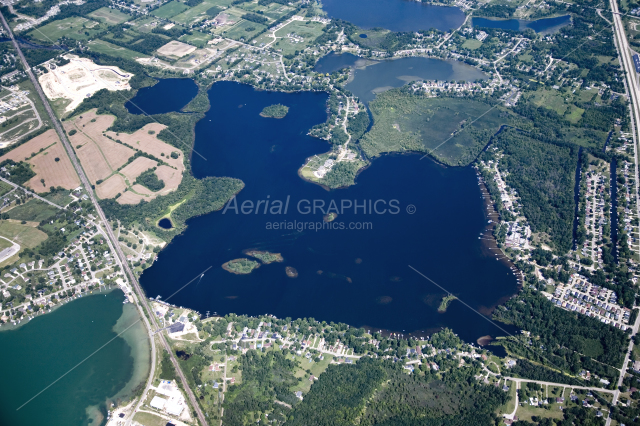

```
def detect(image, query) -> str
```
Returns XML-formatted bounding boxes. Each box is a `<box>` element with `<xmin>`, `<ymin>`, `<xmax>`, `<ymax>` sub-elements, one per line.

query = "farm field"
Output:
<box><xmin>63</xmin><ymin>110</ymin><xmax>183</xmax><ymax>204</ymax></box>
<box><xmin>223</xmin><ymin>20</ymin><xmax>267</xmax><ymax>41</ymax></box>
<box><xmin>120</xmin><ymin>157</ymin><xmax>157</xmax><ymax>183</ymax></box>
<box><xmin>179</xmin><ymin>31</ymin><xmax>213</xmax><ymax>48</ymax></box>
<box><xmin>27</xmin><ymin>142</ymin><xmax>80</xmax><ymax>191</ymax></box>
<box><xmin>28</xmin><ymin>17</ymin><xmax>103</xmax><ymax>42</ymax></box>
<box><xmin>96</xmin><ymin>174</ymin><xmax>127</xmax><ymax>199</ymax></box>
<box><xmin>171</xmin><ymin>0</ymin><xmax>218</xmax><ymax>25</ymax></box>
<box><xmin>87</xmin><ymin>39</ymin><xmax>150</xmax><ymax>61</ymax></box>
<box><xmin>152</xmin><ymin>1</ymin><xmax>189</xmax><ymax>19</ymax></box>
<box><xmin>88</xmin><ymin>7</ymin><xmax>131</xmax><ymax>25</ymax></box>
<box><xmin>0</xmin><ymin>129</ymin><xmax>80</xmax><ymax>192</ymax></box>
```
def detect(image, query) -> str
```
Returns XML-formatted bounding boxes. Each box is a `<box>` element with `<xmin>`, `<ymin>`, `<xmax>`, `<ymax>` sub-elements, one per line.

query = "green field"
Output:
<box><xmin>361</xmin><ymin>90</ymin><xmax>521</xmax><ymax>166</ymax></box>
<box><xmin>29</xmin><ymin>17</ymin><xmax>103</xmax><ymax>42</ymax></box>
<box><xmin>88</xmin><ymin>7</ymin><xmax>131</xmax><ymax>25</ymax></box>
<box><xmin>462</xmin><ymin>39</ymin><xmax>483</xmax><ymax>50</ymax></box>
<box><xmin>88</xmin><ymin>39</ymin><xmax>150</xmax><ymax>60</ymax></box>
<box><xmin>565</xmin><ymin>105</ymin><xmax>585</xmax><ymax>123</ymax></box>
<box><xmin>127</xmin><ymin>16</ymin><xmax>158</xmax><ymax>33</ymax></box>
<box><xmin>223</xmin><ymin>20</ymin><xmax>267</xmax><ymax>41</ymax></box>
<box><xmin>530</xmin><ymin>89</ymin><xmax>568</xmax><ymax>115</ymax></box>
<box><xmin>43</xmin><ymin>191</ymin><xmax>73</xmax><ymax>207</ymax></box>
<box><xmin>152</xmin><ymin>1</ymin><xmax>189</xmax><ymax>19</ymax></box>
<box><xmin>0</xmin><ymin>221</ymin><xmax>47</xmax><ymax>249</ymax></box>
<box><xmin>0</xmin><ymin>181</ymin><xmax>13</xmax><ymax>197</ymax></box>
<box><xmin>132</xmin><ymin>412</ymin><xmax>167</xmax><ymax>426</ymax></box>
<box><xmin>171</xmin><ymin>0</ymin><xmax>218</xmax><ymax>24</ymax></box>
<box><xmin>271</xmin><ymin>20</ymin><xmax>326</xmax><ymax>54</ymax></box>
<box><xmin>179</xmin><ymin>31</ymin><xmax>213</xmax><ymax>48</ymax></box>
<box><xmin>7</xmin><ymin>199</ymin><xmax>59</xmax><ymax>222</ymax></box>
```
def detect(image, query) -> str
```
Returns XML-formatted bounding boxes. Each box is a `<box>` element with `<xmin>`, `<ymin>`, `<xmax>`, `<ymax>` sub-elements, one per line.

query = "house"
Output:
<box><xmin>295</xmin><ymin>391</ymin><xmax>303</xmax><ymax>399</ymax></box>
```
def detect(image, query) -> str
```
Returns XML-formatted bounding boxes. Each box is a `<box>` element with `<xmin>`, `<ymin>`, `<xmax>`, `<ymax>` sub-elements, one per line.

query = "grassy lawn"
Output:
<box><xmin>498</xmin><ymin>380</ymin><xmax>517</xmax><ymax>415</ymax></box>
<box><xmin>29</xmin><ymin>17</ymin><xmax>103</xmax><ymax>42</ymax></box>
<box><xmin>88</xmin><ymin>39</ymin><xmax>150</xmax><ymax>60</ymax></box>
<box><xmin>577</xmin><ymin>88</ymin><xmax>597</xmax><ymax>103</ymax></box>
<box><xmin>88</xmin><ymin>7</ymin><xmax>131</xmax><ymax>25</ymax></box>
<box><xmin>0</xmin><ymin>181</ymin><xmax>12</xmax><ymax>197</ymax></box>
<box><xmin>6</xmin><ymin>199</ymin><xmax>59</xmax><ymax>222</ymax></box>
<box><xmin>0</xmin><ymin>237</ymin><xmax>12</xmax><ymax>250</ymax></box>
<box><xmin>132</xmin><ymin>411</ymin><xmax>168</xmax><ymax>426</ymax></box>
<box><xmin>179</xmin><ymin>31</ymin><xmax>213</xmax><ymax>48</ymax></box>
<box><xmin>518</xmin><ymin>53</ymin><xmax>534</xmax><ymax>63</ymax></box>
<box><xmin>42</xmin><ymin>191</ymin><xmax>73</xmax><ymax>207</ymax></box>
<box><xmin>0</xmin><ymin>220</ymin><xmax>47</xmax><ymax>250</ymax></box>
<box><xmin>516</xmin><ymin>404</ymin><xmax>564</xmax><ymax>422</ymax></box>
<box><xmin>152</xmin><ymin>1</ymin><xmax>189</xmax><ymax>19</ymax></box>
<box><xmin>565</xmin><ymin>105</ymin><xmax>585</xmax><ymax>123</ymax></box>
<box><xmin>222</xmin><ymin>20</ymin><xmax>267</xmax><ymax>41</ymax></box>
<box><xmin>309</xmin><ymin>354</ymin><xmax>333</xmax><ymax>377</ymax></box>
<box><xmin>530</xmin><ymin>89</ymin><xmax>568</xmax><ymax>115</ymax></box>
<box><xmin>462</xmin><ymin>39</ymin><xmax>483</xmax><ymax>49</ymax></box>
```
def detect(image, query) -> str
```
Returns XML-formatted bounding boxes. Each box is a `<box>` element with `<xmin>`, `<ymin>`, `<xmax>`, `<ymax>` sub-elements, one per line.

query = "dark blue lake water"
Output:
<box><xmin>321</xmin><ymin>0</ymin><xmax>465</xmax><ymax>32</ymax></box>
<box><xmin>314</xmin><ymin>52</ymin><xmax>361</xmax><ymax>74</ymax></box>
<box><xmin>314</xmin><ymin>53</ymin><xmax>487</xmax><ymax>104</ymax></box>
<box><xmin>345</xmin><ymin>56</ymin><xmax>487</xmax><ymax>103</ymax></box>
<box><xmin>138</xmin><ymin>81</ymin><xmax>519</xmax><ymax>343</ymax></box>
<box><xmin>472</xmin><ymin>15</ymin><xmax>571</xmax><ymax>33</ymax></box>
<box><xmin>126</xmin><ymin>78</ymin><xmax>198</xmax><ymax>115</ymax></box>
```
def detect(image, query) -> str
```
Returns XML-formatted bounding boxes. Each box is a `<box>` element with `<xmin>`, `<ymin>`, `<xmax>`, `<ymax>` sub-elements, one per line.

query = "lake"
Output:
<box><xmin>321</xmin><ymin>0</ymin><xmax>465</xmax><ymax>32</ymax></box>
<box><xmin>138</xmin><ymin>81</ymin><xmax>519</xmax><ymax>344</ymax></box>
<box><xmin>0</xmin><ymin>289</ymin><xmax>150</xmax><ymax>426</ymax></box>
<box><xmin>344</xmin><ymin>56</ymin><xmax>487</xmax><ymax>103</ymax></box>
<box><xmin>472</xmin><ymin>15</ymin><xmax>571</xmax><ymax>34</ymax></box>
<box><xmin>126</xmin><ymin>78</ymin><xmax>198</xmax><ymax>115</ymax></box>
<box><xmin>314</xmin><ymin>53</ymin><xmax>487</xmax><ymax>104</ymax></box>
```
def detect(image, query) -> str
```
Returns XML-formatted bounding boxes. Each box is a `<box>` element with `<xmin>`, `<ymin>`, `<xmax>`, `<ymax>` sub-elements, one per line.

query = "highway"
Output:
<box><xmin>0</xmin><ymin>11</ymin><xmax>209</xmax><ymax>426</ymax></box>
<box><xmin>608</xmin><ymin>1</ymin><xmax>640</xmax><ymax>422</ymax></box>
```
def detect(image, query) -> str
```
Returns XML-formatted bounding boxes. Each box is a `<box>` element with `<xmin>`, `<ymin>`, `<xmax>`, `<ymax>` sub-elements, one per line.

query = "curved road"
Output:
<box><xmin>0</xmin><ymin>11</ymin><xmax>209</xmax><ymax>426</ymax></box>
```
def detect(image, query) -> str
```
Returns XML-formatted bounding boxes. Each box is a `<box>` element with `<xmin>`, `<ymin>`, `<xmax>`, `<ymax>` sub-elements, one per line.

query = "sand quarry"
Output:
<box><xmin>39</xmin><ymin>55</ymin><xmax>132</xmax><ymax>114</ymax></box>
<box><xmin>0</xmin><ymin>129</ymin><xmax>80</xmax><ymax>192</ymax></box>
<box><xmin>63</xmin><ymin>109</ymin><xmax>184</xmax><ymax>204</ymax></box>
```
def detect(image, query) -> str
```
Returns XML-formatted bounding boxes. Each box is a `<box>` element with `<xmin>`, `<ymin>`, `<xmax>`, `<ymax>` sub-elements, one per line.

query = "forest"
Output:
<box><xmin>493</xmin><ymin>292</ymin><xmax>628</xmax><ymax>376</ymax></box>
<box><xmin>289</xmin><ymin>357</ymin><xmax>508</xmax><ymax>426</ymax></box>
<box><xmin>134</xmin><ymin>167</ymin><xmax>165</xmax><ymax>192</ymax></box>
<box><xmin>222</xmin><ymin>350</ymin><xmax>300</xmax><ymax>425</ymax></box>
<box><xmin>489</xmin><ymin>129</ymin><xmax>578</xmax><ymax>253</ymax></box>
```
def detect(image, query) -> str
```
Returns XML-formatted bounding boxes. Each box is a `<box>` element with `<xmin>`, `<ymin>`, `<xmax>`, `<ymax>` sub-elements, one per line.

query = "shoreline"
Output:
<box><xmin>0</xmin><ymin>285</ymin><xmax>120</xmax><ymax>332</ymax></box>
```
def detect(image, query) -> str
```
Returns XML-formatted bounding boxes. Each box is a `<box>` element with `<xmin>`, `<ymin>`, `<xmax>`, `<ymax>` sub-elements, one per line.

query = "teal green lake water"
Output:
<box><xmin>0</xmin><ymin>289</ymin><xmax>150</xmax><ymax>426</ymax></box>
